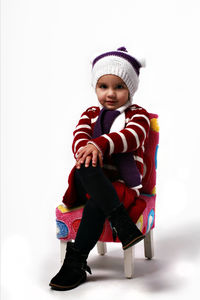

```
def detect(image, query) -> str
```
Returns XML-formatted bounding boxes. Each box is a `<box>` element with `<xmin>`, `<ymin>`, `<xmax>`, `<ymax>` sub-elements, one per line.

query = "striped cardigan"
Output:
<box><xmin>72</xmin><ymin>104</ymin><xmax>150</xmax><ymax>192</ymax></box>
<box><xmin>63</xmin><ymin>103</ymin><xmax>150</xmax><ymax>213</ymax></box>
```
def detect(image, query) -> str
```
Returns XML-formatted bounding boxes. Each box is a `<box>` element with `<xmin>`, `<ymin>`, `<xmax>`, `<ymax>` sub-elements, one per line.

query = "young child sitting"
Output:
<box><xmin>49</xmin><ymin>47</ymin><xmax>150</xmax><ymax>291</ymax></box>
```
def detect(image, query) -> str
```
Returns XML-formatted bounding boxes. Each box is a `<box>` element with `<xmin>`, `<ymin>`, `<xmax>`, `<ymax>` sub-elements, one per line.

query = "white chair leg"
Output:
<box><xmin>124</xmin><ymin>246</ymin><xmax>134</xmax><ymax>278</ymax></box>
<box><xmin>60</xmin><ymin>240</ymin><xmax>72</xmax><ymax>264</ymax></box>
<box><xmin>97</xmin><ymin>241</ymin><xmax>107</xmax><ymax>255</ymax></box>
<box><xmin>144</xmin><ymin>229</ymin><xmax>154</xmax><ymax>259</ymax></box>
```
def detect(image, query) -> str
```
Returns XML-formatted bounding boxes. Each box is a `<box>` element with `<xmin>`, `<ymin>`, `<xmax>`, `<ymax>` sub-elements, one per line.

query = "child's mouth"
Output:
<box><xmin>106</xmin><ymin>101</ymin><xmax>117</xmax><ymax>105</ymax></box>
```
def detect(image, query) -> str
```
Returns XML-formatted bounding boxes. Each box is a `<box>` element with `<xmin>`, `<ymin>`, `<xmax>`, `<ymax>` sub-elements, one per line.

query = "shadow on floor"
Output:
<box><xmin>87</xmin><ymin>221</ymin><xmax>200</xmax><ymax>292</ymax></box>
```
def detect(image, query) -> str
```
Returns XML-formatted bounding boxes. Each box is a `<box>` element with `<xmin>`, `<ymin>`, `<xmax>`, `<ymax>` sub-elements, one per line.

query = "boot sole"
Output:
<box><xmin>49</xmin><ymin>275</ymin><xmax>86</xmax><ymax>291</ymax></box>
<box><xmin>122</xmin><ymin>234</ymin><xmax>145</xmax><ymax>250</ymax></box>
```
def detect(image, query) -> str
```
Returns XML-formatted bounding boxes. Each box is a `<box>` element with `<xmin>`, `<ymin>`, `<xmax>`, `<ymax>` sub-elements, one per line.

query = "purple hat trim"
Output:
<box><xmin>92</xmin><ymin>47</ymin><xmax>142</xmax><ymax>76</ymax></box>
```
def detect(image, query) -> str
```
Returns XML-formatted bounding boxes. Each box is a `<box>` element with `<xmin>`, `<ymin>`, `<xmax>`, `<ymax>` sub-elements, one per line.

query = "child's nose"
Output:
<box><xmin>107</xmin><ymin>88</ymin><xmax>116</xmax><ymax>98</ymax></box>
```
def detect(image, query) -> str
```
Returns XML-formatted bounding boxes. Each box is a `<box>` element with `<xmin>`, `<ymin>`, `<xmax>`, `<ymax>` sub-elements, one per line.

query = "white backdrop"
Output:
<box><xmin>1</xmin><ymin>0</ymin><xmax>200</xmax><ymax>299</ymax></box>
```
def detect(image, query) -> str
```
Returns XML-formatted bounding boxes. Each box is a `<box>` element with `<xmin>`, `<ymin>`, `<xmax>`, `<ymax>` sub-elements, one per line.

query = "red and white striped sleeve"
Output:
<box><xmin>72</xmin><ymin>110</ymin><xmax>93</xmax><ymax>159</ymax></box>
<box><xmin>88</xmin><ymin>108</ymin><xmax>150</xmax><ymax>157</ymax></box>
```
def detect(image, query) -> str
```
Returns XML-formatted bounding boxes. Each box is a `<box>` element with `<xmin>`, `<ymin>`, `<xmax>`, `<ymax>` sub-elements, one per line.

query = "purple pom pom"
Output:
<box><xmin>117</xmin><ymin>47</ymin><xmax>128</xmax><ymax>52</ymax></box>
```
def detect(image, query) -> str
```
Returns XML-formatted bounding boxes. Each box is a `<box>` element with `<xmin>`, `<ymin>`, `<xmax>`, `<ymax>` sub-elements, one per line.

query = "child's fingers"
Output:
<box><xmin>76</xmin><ymin>157</ymin><xmax>86</xmax><ymax>168</ymax></box>
<box><xmin>76</xmin><ymin>147</ymin><xmax>103</xmax><ymax>168</ymax></box>
<box><xmin>76</xmin><ymin>145</ymin><xmax>101</xmax><ymax>168</ymax></box>
<box><xmin>76</xmin><ymin>154</ymin><xmax>92</xmax><ymax>169</ymax></box>
<box><xmin>76</xmin><ymin>144</ymin><xmax>98</xmax><ymax>160</ymax></box>
<box><xmin>76</xmin><ymin>154</ymin><xmax>87</xmax><ymax>168</ymax></box>
<box><xmin>76</xmin><ymin>147</ymin><xmax>87</xmax><ymax>159</ymax></box>
<box><xmin>92</xmin><ymin>151</ymin><xmax>98</xmax><ymax>167</ymax></box>
<box><xmin>85</xmin><ymin>155</ymin><xmax>92</xmax><ymax>167</ymax></box>
<box><xmin>98</xmin><ymin>153</ymin><xmax>103</xmax><ymax>167</ymax></box>
<box><xmin>76</xmin><ymin>149</ymin><xmax>89</xmax><ymax>164</ymax></box>
<box><xmin>79</xmin><ymin>151</ymin><xmax>90</xmax><ymax>164</ymax></box>
<box><xmin>76</xmin><ymin>160</ymin><xmax>81</xmax><ymax>169</ymax></box>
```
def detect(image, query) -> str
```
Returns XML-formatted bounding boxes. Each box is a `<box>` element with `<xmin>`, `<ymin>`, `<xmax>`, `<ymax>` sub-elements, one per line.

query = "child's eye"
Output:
<box><xmin>99</xmin><ymin>84</ymin><xmax>107</xmax><ymax>89</ymax></box>
<box><xmin>116</xmin><ymin>85</ymin><xmax>124</xmax><ymax>89</ymax></box>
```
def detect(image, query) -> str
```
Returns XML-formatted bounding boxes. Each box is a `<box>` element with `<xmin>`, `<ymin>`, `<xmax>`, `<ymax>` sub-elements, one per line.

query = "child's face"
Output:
<box><xmin>95</xmin><ymin>74</ymin><xmax>129</xmax><ymax>110</ymax></box>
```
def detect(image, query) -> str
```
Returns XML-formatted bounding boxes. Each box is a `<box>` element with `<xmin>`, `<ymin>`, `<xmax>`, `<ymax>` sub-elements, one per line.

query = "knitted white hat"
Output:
<box><xmin>91</xmin><ymin>47</ymin><xmax>145</xmax><ymax>100</ymax></box>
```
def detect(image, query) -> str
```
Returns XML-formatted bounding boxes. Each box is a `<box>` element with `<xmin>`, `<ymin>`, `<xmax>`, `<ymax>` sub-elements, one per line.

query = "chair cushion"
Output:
<box><xmin>56</xmin><ymin>194</ymin><xmax>156</xmax><ymax>242</ymax></box>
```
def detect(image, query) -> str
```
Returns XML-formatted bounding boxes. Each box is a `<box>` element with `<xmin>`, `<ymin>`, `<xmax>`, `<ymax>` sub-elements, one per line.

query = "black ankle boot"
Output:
<box><xmin>49</xmin><ymin>241</ymin><xmax>91</xmax><ymax>291</ymax></box>
<box><xmin>108</xmin><ymin>204</ymin><xmax>145</xmax><ymax>250</ymax></box>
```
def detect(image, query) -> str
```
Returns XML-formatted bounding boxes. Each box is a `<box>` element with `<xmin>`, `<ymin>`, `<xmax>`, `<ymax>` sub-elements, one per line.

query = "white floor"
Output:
<box><xmin>1</xmin><ymin>218</ymin><xmax>200</xmax><ymax>300</ymax></box>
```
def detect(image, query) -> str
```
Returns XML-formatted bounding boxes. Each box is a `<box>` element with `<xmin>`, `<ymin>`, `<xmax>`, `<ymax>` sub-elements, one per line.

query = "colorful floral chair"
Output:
<box><xmin>55</xmin><ymin>113</ymin><xmax>159</xmax><ymax>278</ymax></box>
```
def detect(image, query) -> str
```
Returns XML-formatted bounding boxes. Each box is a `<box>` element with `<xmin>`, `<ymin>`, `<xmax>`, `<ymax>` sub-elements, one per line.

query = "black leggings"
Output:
<box><xmin>74</xmin><ymin>160</ymin><xmax>121</xmax><ymax>254</ymax></box>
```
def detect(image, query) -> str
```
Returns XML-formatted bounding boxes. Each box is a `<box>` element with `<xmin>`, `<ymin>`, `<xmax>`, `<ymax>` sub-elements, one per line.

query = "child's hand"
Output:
<box><xmin>76</xmin><ymin>144</ymin><xmax>103</xmax><ymax>169</ymax></box>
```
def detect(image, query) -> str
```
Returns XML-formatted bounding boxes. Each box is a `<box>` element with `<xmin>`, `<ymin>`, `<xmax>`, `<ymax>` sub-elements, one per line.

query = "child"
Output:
<box><xmin>49</xmin><ymin>47</ymin><xmax>150</xmax><ymax>290</ymax></box>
